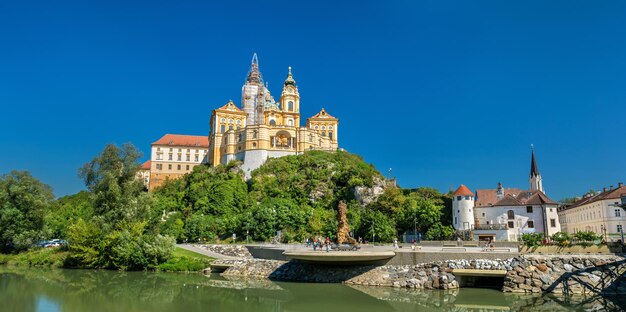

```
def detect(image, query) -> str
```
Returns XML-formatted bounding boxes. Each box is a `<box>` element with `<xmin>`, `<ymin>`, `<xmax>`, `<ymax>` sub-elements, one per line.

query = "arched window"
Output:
<box><xmin>322</xmin><ymin>126</ymin><xmax>326</xmax><ymax>130</ymax></box>
<box><xmin>288</xmin><ymin>101</ymin><xmax>294</xmax><ymax>111</ymax></box>
<box><xmin>329</xmin><ymin>126</ymin><xmax>333</xmax><ymax>130</ymax></box>
<box><xmin>253</xmin><ymin>130</ymin><xmax>258</xmax><ymax>139</ymax></box>
<box><xmin>328</xmin><ymin>131</ymin><xmax>333</xmax><ymax>140</ymax></box>
<box><xmin>321</xmin><ymin>131</ymin><xmax>326</xmax><ymax>136</ymax></box>
<box><xmin>229</xmin><ymin>119</ymin><xmax>234</xmax><ymax>124</ymax></box>
<box><xmin>269</xmin><ymin>119</ymin><xmax>276</xmax><ymax>126</ymax></box>
<box><xmin>221</xmin><ymin>118</ymin><xmax>226</xmax><ymax>123</ymax></box>
<box><xmin>220</xmin><ymin>125</ymin><xmax>225</xmax><ymax>133</ymax></box>
<box><xmin>507</xmin><ymin>210</ymin><xmax>515</xmax><ymax>220</ymax></box>
<box><xmin>287</xmin><ymin>119</ymin><xmax>293</xmax><ymax>126</ymax></box>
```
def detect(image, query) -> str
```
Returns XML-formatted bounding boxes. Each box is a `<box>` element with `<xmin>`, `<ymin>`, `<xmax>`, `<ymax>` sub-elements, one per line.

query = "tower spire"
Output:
<box><xmin>246</xmin><ymin>53</ymin><xmax>262</xmax><ymax>84</ymax></box>
<box><xmin>284</xmin><ymin>66</ymin><xmax>296</xmax><ymax>85</ymax></box>
<box><xmin>530</xmin><ymin>144</ymin><xmax>540</xmax><ymax>178</ymax></box>
<box><xmin>529</xmin><ymin>144</ymin><xmax>544</xmax><ymax>193</ymax></box>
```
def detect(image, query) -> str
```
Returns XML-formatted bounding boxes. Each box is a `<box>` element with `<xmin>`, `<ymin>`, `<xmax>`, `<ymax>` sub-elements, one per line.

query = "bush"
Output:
<box><xmin>573</xmin><ymin>231</ymin><xmax>601</xmax><ymax>246</ymax></box>
<box><xmin>551</xmin><ymin>232</ymin><xmax>570</xmax><ymax>247</ymax></box>
<box><xmin>521</xmin><ymin>233</ymin><xmax>544</xmax><ymax>247</ymax></box>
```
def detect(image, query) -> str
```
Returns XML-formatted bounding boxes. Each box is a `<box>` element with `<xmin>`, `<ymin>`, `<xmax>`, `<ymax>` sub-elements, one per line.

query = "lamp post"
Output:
<box><xmin>414</xmin><ymin>215</ymin><xmax>417</xmax><ymax>242</ymax></box>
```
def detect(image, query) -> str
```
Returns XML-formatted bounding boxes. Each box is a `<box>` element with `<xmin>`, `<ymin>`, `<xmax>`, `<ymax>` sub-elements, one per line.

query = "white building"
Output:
<box><xmin>454</xmin><ymin>147</ymin><xmax>561</xmax><ymax>241</ymax></box>
<box><xmin>557</xmin><ymin>183</ymin><xmax>625</xmax><ymax>242</ymax></box>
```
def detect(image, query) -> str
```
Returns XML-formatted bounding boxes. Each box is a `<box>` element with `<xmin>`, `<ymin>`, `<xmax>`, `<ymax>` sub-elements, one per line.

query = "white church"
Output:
<box><xmin>452</xmin><ymin>147</ymin><xmax>561</xmax><ymax>242</ymax></box>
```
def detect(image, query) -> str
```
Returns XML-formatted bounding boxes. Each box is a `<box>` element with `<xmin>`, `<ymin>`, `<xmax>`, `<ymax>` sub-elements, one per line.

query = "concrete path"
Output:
<box><xmin>176</xmin><ymin>244</ymin><xmax>238</xmax><ymax>260</ymax></box>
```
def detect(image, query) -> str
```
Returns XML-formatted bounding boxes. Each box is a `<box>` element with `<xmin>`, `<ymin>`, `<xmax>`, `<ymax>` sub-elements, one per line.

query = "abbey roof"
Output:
<box><xmin>152</xmin><ymin>134</ymin><xmax>209</xmax><ymax>147</ymax></box>
<box><xmin>140</xmin><ymin>160</ymin><xmax>151</xmax><ymax>170</ymax></box>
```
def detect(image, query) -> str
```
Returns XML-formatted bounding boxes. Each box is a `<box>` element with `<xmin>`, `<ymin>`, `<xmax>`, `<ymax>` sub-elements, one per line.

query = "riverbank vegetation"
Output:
<box><xmin>1</xmin><ymin>144</ymin><xmax>453</xmax><ymax>271</ymax></box>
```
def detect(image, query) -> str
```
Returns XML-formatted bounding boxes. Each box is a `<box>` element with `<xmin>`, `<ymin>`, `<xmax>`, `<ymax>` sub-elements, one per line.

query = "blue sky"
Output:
<box><xmin>1</xmin><ymin>1</ymin><xmax>625</xmax><ymax>200</ymax></box>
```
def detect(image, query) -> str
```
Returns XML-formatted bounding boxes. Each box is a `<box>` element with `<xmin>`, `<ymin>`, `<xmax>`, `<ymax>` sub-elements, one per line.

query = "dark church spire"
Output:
<box><xmin>530</xmin><ymin>144</ymin><xmax>540</xmax><ymax>178</ymax></box>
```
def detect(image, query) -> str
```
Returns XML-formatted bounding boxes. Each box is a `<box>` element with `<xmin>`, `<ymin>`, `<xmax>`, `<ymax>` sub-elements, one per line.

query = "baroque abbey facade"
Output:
<box><xmin>208</xmin><ymin>54</ymin><xmax>339</xmax><ymax>176</ymax></box>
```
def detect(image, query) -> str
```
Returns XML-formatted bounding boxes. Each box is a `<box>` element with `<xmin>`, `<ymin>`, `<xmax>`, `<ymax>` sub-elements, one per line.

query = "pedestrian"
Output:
<box><xmin>393</xmin><ymin>238</ymin><xmax>398</xmax><ymax>249</ymax></box>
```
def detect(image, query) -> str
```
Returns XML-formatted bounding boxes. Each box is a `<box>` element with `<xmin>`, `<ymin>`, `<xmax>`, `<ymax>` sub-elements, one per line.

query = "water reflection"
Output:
<box><xmin>1</xmin><ymin>267</ymin><xmax>624</xmax><ymax>312</ymax></box>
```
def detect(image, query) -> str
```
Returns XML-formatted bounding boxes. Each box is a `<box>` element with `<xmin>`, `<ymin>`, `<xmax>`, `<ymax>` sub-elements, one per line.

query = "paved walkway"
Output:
<box><xmin>176</xmin><ymin>244</ymin><xmax>239</xmax><ymax>260</ymax></box>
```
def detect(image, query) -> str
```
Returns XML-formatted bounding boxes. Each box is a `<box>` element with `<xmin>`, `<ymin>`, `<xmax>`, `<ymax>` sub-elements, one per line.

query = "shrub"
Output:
<box><xmin>551</xmin><ymin>232</ymin><xmax>570</xmax><ymax>247</ymax></box>
<box><xmin>573</xmin><ymin>231</ymin><xmax>601</xmax><ymax>246</ymax></box>
<box><xmin>521</xmin><ymin>233</ymin><xmax>544</xmax><ymax>247</ymax></box>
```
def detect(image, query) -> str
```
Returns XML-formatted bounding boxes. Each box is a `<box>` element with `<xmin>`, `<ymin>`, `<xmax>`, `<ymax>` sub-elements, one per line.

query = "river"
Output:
<box><xmin>1</xmin><ymin>267</ymin><xmax>624</xmax><ymax>311</ymax></box>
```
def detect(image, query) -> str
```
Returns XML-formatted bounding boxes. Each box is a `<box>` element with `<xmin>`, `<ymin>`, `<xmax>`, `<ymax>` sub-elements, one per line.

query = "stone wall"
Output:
<box><xmin>218</xmin><ymin>255</ymin><xmax>626</xmax><ymax>295</ymax></box>
<box><xmin>504</xmin><ymin>255</ymin><xmax>626</xmax><ymax>295</ymax></box>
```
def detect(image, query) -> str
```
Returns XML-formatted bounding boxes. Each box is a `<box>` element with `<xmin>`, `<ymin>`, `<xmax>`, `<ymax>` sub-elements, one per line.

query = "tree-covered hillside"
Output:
<box><xmin>154</xmin><ymin>150</ymin><xmax>453</xmax><ymax>243</ymax></box>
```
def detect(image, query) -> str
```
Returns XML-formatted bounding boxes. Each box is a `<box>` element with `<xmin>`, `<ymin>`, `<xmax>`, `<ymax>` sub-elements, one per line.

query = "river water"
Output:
<box><xmin>1</xmin><ymin>267</ymin><xmax>624</xmax><ymax>312</ymax></box>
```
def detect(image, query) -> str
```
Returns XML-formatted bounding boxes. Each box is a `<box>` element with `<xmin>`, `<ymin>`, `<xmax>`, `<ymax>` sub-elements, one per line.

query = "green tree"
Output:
<box><xmin>79</xmin><ymin>143</ymin><xmax>151</xmax><ymax>227</ymax></box>
<box><xmin>67</xmin><ymin>143</ymin><xmax>174</xmax><ymax>270</ymax></box>
<box><xmin>45</xmin><ymin>190</ymin><xmax>93</xmax><ymax>239</ymax></box>
<box><xmin>0</xmin><ymin>171</ymin><xmax>54</xmax><ymax>252</ymax></box>
<box><xmin>358</xmin><ymin>209</ymin><xmax>396</xmax><ymax>242</ymax></box>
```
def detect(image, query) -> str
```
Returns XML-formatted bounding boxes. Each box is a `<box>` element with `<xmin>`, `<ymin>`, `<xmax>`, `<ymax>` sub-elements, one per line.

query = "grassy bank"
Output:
<box><xmin>157</xmin><ymin>247</ymin><xmax>214</xmax><ymax>272</ymax></box>
<box><xmin>0</xmin><ymin>247</ymin><xmax>213</xmax><ymax>272</ymax></box>
<box><xmin>0</xmin><ymin>248</ymin><xmax>68</xmax><ymax>268</ymax></box>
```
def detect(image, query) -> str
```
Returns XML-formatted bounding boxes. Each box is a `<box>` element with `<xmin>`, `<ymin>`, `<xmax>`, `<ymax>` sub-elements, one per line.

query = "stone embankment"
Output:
<box><xmin>217</xmin><ymin>255</ymin><xmax>626</xmax><ymax>295</ymax></box>
<box><xmin>504</xmin><ymin>255</ymin><xmax>626</xmax><ymax>295</ymax></box>
<box><xmin>196</xmin><ymin>244</ymin><xmax>252</xmax><ymax>258</ymax></box>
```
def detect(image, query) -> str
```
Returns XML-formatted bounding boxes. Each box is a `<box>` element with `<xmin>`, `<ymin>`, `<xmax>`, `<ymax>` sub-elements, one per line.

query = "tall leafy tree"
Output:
<box><xmin>0</xmin><ymin>171</ymin><xmax>54</xmax><ymax>252</ymax></box>
<box><xmin>79</xmin><ymin>143</ymin><xmax>150</xmax><ymax>227</ymax></box>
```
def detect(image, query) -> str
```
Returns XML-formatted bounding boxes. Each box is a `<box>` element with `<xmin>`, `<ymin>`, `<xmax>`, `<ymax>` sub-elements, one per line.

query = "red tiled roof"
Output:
<box><xmin>526</xmin><ymin>191</ymin><xmax>558</xmax><ymax>205</ymax></box>
<box><xmin>493</xmin><ymin>194</ymin><xmax>523</xmax><ymax>206</ymax></box>
<box><xmin>453</xmin><ymin>184</ymin><xmax>473</xmax><ymax>196</ymax></box>
<box><xmin>152</xmin><ymin>134</ymin><xmax>209</xmax><ymax>147</ymax></box>
<box><xmin>140</xmin><ymin>160</ymin><xmax>151</xmax><ymax>170</ymax></box>
<box><xmin>475</xmin><ymin>188</ymin><xmax>524</xmax><ymax>207</ymax></box>
<box><xmin>564</xmin><ymin>185</ymin><xmax>626</xmax><ymax>210</ymax></box>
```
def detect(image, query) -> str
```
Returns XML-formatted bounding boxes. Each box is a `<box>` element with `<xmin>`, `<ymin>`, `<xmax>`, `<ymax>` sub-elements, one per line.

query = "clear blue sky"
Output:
<box><xmin>1</xmin><ymin>1</ymin><xmax>625</xmax><ymax>200</ymax></box>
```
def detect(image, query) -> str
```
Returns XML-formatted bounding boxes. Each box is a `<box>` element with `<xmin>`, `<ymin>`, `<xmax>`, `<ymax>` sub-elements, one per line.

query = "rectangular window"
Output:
<box><xmin>616</xmin><ymin>209</ymin><xmax>621</xmax><ymax>217</ymax></box>
<box><xmin>508</xmin><ymin>221</ymin><xmax>515</xmax><ymax>229</ymax></box>
<box><xmin>527</xmin><ymin>220</ymin><xmax>534</xmax><ymax>228</ymax></box>
<box><xmin>550</xmin><ymin>219</ymin><xmax>556</xmax><ymax>227</ymax></box>
<box><xmin>156</xmin><ymin>154</ymin><xmax>162</xmax><ymax>160</ymax></box>
<box><xmin>456</xmin><ymin>196</ymin><xmax>462</xmax><ymax>200</ymax></box>
<box><xmin>195</xmin><ymin>155</ymin><xmax>199</xmax><ymax>162</ymax></box>
<box><xmin>177</xmin><ymin>154</ymin><xmax>181</xmax><ymax>161</ymax></box>
<box><xmin>177</xmin><ymin>165</ymin><xmax>181</xmax><ymax>170</ymax></box>
<box><xmin>186</xmin><ymin>165</ymin><xmax>190</xmax><ymax>170</ymax></box>
<box><xmin>186</xmin><ymin>155</ymin><xmax>190</xmax><ymax>161</ymax></box>
<box><xmin>156</xmin><ymin>164</ymin><xmax>162</xmax><ymax>170</ymax></box>
<box><xmin>482</xmin><ymin>212</ymin><xmax>485</xmax><ymax>217</ymax></box>
<box><xmin>168</xmin><ymin>154</ymin><xmax>172</xmax><ymax>160</ymax></box>
<box><xmin>526</xmin><ymin>206</ymin><xmax>533</xmax><ymax>213</ymax></box>
<box><xmin>157</xmin><ymin>147</ymin><xmax>160</xmax><ymax>151</ymax></box>
<box><xmin>464</xmin><ymin>196</ymin><xmax>470</xmax><ymax>200</ymax></box>
<box><xmin>168</xmin><ymin>164</ymin><xmax>172</xmax><ymax>170</ymax></box>
<box><xmin>618</xmin><ymin>225</ymin><xmax>623</xmax><ymax>233</ymax></box>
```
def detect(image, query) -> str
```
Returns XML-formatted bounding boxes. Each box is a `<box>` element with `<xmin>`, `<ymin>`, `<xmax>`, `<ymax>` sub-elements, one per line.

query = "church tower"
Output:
<box><xmin>241</xmin><ymin>53</ymin><xmax>264</xmax><ymax>125</ymax></box>
<box><xmin>279</xmin><ymin>66</ymin><xmax>301</xmax><ymax>127</ymax></box>
<box><xmin>280</xmin><ymin>67</ymin><xmax>299</xmax><ymax>112</ymax></box>
<box><xmin>452</xmin><ymin>184</ymin><xmax>475</xmax><ymax>231</ymax></box>
<box><xmin>529</xmin><ymin>145</ymin><xmax>544</xmax><ymax>193</ymax></box>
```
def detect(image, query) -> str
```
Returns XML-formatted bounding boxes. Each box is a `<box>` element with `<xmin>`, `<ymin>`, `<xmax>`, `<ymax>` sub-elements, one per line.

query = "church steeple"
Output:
<box><xmin>284</xmin><ymin>66</ymin><xmax>296</xmax><ymax>86</ymax></box>
<box><xmin>529</xmin><ymin>145</ymin><xmax>544</xmax><ymax>193</ymax></box>
<box><xmin>246</xmin><ymin>53</ymin><xmax>262</xmax><ymax>84</ymax></box>
<box><xmin>280</xmin><ymin>66</ymin><xmax>299</xmax><ymax>113</ymax></box>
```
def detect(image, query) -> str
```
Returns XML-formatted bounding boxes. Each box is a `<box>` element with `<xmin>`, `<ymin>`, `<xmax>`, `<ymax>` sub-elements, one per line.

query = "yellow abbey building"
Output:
<box><xmin>209</xmin><ymin>54</ymin><xmax>339</xmax><ymax>177</ymax></box>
